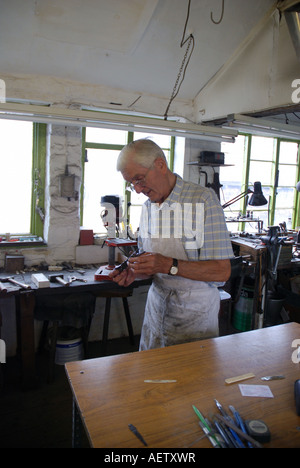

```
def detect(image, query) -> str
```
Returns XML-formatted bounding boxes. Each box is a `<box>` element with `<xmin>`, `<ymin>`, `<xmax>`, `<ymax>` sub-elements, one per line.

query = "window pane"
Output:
<box><xmin>128</xmin><ymin>205</ymin><xmax>143</xmax><ymax>235</ymax></box>
<box><xmin>279</xmin><ymin>141</ymin><xmax>298</xmax><ymax>165</ymax></box>
<box><xmin>275</xmin><ymin>187</ymin><xmax>295</xmax><ymax>208</ymax></box>
<box><xmin>250</xmin><ymin>210</ymin><xmax>269</xmax><ymax>230</ymax></box>
<box><xmin>83</xmin><ymin>149</ymin><xmax>124</xmax><ymax>233</ymax></box>
<box><xmin>0</xmin><ymin>120</ymin><xmax>33</xmax><ymax>234</ymax></box>
<box><xmin>249</xmin><ymin>161</ymin><xmax>273</xmax><ymax>186</ymax></box>
<box><xmin>278</xmin><ymin>164</ymin><xmax>297</xmax><ymax>186</ymax></box>
<box><xmin>220</xmin><ymin>135</ymin><xmax>246</xmax><ymax>209</ymax></box>
<box><xmin>130</xmin><ymin>190</ymin><xmax>147</xmax><ymax>206</ymax></box>
<box><xmin>133</xmin><ymin>132</ymin><xmax>171</xmax><ymax>153</ymax></box>
<box><xmin>85</xmin><ymin>127</ymin><xmax>128</xmax><ymax>145</ymax></box>
<box><xmin>251</xmin><ymin>136</ymin><xmax>275</xmax><ymax>161</ymax></box>
<box><xmin>274</xmin><ymin>208</ymin><xmax>293</xmax><ymax>227</ymax></box>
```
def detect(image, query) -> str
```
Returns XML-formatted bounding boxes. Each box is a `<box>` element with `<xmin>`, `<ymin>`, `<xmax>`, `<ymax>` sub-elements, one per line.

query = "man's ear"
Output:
<box><xmin>154</xmin><ymin>157</ymin><xmax>168</xmax><ymax>174</ymax></box>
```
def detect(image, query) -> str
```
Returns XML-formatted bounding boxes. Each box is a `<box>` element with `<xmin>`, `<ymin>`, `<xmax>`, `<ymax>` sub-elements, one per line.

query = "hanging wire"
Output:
<box><xmin>164</xmin><ymin>0</ymin><xmax>195</xmax><ymax>120</ymax></box>
<box><xmin>211</xmin><ymin>0</ymin><xmax>225</xmax><ymax>25</ymax></box>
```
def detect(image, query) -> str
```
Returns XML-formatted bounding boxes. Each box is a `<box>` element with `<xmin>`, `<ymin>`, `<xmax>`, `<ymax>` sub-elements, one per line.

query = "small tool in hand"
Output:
<box><xmin>114</xmin><ymin>250</ymin><xmax>144</xmax><ymax>274</ymax></box>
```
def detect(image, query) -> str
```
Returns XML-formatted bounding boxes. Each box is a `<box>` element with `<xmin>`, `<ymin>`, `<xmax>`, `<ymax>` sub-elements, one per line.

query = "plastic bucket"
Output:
<box><xmin>233</xmin><ymin>285</ymin><xmax>254</xmax><ymax>331</ymax></box>
<box><xmin>55</xmin><ymin>337</ymin><xmax>84</xmax><ymax>365</ymax></box>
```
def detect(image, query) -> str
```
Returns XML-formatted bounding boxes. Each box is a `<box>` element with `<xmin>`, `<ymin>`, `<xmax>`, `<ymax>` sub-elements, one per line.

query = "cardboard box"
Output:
<box><xmin>79</xmin><ymin>229</ymin><xmax>94</xmax><ymax>245</ymax></box>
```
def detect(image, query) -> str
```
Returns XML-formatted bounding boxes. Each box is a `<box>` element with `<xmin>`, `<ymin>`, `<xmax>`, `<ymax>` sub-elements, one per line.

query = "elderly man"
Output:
<box><xmin>110</xmin><ymin>139</ymin><xmax>233</xmax><ymax>350</ymax></box>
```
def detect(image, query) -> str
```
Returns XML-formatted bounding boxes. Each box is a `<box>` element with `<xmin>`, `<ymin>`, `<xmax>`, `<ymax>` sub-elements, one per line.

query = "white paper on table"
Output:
<box><xmin>239</xmin><ymin>384</ymin><xmax>274</xmax><ymax>398</ymax></box>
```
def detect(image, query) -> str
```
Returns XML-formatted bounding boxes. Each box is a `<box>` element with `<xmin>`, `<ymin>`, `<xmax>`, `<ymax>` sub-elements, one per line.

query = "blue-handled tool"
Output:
<box><xmin>229</xmin><ymin>405</ymin><xmax>253</xmax><ymax>448</ymax></box>
<box><xmin>214</xmin><ymin>400</ymin><xmax>245</xmax><ymax>448</ymax></box>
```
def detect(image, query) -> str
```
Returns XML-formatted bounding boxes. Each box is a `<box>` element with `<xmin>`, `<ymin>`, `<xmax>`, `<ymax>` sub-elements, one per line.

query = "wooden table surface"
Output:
<box><xmin>65</xmin><ymin>323</ymin><xmax>300</xmax><ymax>448</ymax></box>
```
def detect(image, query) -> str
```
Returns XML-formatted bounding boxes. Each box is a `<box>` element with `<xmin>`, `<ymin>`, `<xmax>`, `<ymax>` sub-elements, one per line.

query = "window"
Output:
<box><xmin>82</xmin><ymin>129</ymin><xmax>174</xmax><ymax>236</ymax></box>
<box><xmin>0</xmin><ymin>120</ymin><xmax>46</xmax><ymax>240</ymax></box>
<box><xmin>220</xmin><ymin>134</ymin><xmax>300</xmax><ymax>232</ymax></box>
<box><xmin>273</xmin><ymin>141</ymin><xmax>299</xmax><ymax>228</ymax></box>
<box><xmin>0</xmin><ymin>120</ymin><xmax>33</xmax><ymax>235</ymax></box>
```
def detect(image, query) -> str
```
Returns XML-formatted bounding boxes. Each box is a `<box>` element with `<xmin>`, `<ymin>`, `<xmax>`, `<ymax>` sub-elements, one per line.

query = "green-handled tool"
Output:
<box><xmin>192</xmin><ymin>405</ymin><xmax>221</xmax><ymax>447</ymax></box>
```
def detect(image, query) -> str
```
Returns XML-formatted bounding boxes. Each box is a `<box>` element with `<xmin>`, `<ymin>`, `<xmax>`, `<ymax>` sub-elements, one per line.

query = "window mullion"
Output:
<box><xmin>238</xmin><ymin>134</ymin><xmax>251</xmax><ymax>231</ymax></box>
<box><xmin>294</xmin><ymin>143</ymin><xmax>300</xmax><ymax>228</ymax></box>
<box><xmin>268</xmin><ymin>139</ymin><xmax>279</xmax><ymax>227</ymax></box>
<box><xmin>31</xmin><ymin>123</ymin><xmax>46</xmax><ymax>237</ymax></box>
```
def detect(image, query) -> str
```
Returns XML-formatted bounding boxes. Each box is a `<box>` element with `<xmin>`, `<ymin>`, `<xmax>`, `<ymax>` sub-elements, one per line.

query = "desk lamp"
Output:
<box><xmin>222</xmin><ymin>181</ymin><xmax>267</xmax><ymax>209</ymax></box>
<box><xmin>248</xmin><ymin>182</ymin><xmax>268</xmax><ymax>206</ymax></box>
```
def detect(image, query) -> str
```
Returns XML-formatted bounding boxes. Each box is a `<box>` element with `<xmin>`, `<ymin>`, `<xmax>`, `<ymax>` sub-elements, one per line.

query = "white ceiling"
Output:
<box><xmin>0</xmin><ymin>0</ymin><xmax>299</xmax><ymax>122</ymax></box>
<box><xmin>0</xmin><ymin>0</ymin><xmax>276</xmax><ymax>97</ymax></box>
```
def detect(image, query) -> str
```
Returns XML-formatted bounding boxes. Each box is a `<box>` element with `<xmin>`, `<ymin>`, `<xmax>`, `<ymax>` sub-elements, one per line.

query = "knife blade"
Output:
<box><xmin>114</xmin><ymin>250</ymin><xmax>144</xmax><ymax>273</ymax></box>
<box><xmin>261</xmin><ymin>375</ymin><xmax>285</xmax><ymax>381</ymax></box>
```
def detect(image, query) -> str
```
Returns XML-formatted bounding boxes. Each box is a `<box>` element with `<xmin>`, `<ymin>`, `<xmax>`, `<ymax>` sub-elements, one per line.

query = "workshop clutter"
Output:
<box><xmin>232</xmin><ymin>278</ymin><xmax>254</xmax><ymax>332</ymax></box>
<box><xmin>46</xmin><ymin>326</ymin><xmax>84</xmax><ymax>365</ymax></box>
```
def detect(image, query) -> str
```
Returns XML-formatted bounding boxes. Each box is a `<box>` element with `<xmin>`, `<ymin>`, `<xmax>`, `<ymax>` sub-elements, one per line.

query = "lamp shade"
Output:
<box><xmin>248</xmin><ymin>182</ymin><xmax>268</xmax><ymax>206</ymax></box>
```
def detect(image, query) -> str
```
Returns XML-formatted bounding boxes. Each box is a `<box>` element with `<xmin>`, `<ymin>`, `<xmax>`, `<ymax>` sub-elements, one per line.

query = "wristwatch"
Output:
<box><xmin>169</xmin><ymin>258</ymin><xmax>178</xmax><ymax>276</ymax></box>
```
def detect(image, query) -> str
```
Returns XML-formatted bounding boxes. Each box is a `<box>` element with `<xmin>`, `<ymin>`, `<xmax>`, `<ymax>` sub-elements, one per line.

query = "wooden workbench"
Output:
<box><xmin>0</xmin><ymin>269</ymin><xmax>150</xmax><ymax>389</ymax></box>
<box><xmin>66</xmin><ymin>322</ymin><xmax>300</xmax><ymax>448</ymax></box>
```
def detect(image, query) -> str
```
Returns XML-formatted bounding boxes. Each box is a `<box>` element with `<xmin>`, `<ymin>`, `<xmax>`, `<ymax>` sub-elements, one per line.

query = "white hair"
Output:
<box><xmin>117</xmin><ymin>139</ymin><xmax>167</xmax><ymax>172</ymax></box>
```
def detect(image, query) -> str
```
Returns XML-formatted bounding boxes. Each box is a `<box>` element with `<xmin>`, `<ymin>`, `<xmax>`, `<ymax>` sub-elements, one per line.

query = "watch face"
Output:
<box><xmin>170</xmin><ymin>266</ymin><xmax>178</xmax><ymax>275</ymax></box>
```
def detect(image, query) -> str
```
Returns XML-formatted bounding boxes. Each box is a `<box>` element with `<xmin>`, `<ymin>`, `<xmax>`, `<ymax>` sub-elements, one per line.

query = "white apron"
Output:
<box><xmin>139</xmin><ymin>234</ymin><xmax>220</xmax><ymax>350</ymax></box>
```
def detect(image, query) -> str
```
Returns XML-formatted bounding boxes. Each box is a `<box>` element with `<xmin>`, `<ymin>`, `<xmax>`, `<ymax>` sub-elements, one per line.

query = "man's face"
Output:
<box><xmin>121</xmin><ymin>157</ymin><xmax>169</xmax><ymax>204</ymax></box>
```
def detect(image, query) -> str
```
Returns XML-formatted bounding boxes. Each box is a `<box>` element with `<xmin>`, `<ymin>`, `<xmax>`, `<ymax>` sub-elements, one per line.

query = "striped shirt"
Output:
<box><xmin>139</xmin><ymin>174</ymin><xmax>233</xmax><ymax>261</ymax></box>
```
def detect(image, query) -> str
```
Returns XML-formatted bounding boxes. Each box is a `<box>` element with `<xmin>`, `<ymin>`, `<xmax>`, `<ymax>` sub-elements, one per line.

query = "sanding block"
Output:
<box><xmin>31</xmin><ymin>273</ymin><xmax>50</xmax><ymax>288</ymax></box>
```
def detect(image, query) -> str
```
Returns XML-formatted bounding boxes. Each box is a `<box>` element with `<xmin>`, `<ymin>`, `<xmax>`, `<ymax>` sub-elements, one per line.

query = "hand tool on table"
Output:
<box><xmin>68</xmin><ymin>276</ymin><xmax>87</xmax><ymax>284</ymax></box>
<box><xmin>229</xmin><ymin>405</ymin><xmax>253</xmax><ymax>448</ymax></box>
<box><xmin>192</xmin><ymin>405</ymin><xmax>224</xmax><ymax>448</ymax></box>
<box><xmin>0</xmin><ymin>282</ymin><xmax>7</xmax><ymax>293</ymax></box>
<box><xmin>49</xmin><ymin>274</ymin><xmax>70</xmax><ymax>286</ymax></box>
<box><xmin>128</xmin><ymin>424</ymin><xmax>148</xmax><ymax>447</ymax></box>
<box><xmin>214</xmin><ymin>414</ymin><xmax>263</xmax><ymax>448</ymax></box>
<box><xmin>214</xmin><ymin>399</ymin><xmax>245</xmax><ymax>448</ymax></box>
<box><xmin>261</xmin><ymin>375</ymin><xmax>285</xmax><ymax>381</ymax></box>
<box><xmin>0</xmin><ymin>276</ymin><xmax>31</xmax><ymax>290</ymax></box>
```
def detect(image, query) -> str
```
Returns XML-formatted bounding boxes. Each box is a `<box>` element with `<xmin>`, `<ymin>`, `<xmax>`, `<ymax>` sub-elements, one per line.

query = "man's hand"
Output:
<box><xmin>128</xmin><ymin>252</ymin><xmax>172</xmax><ymax>276</ymax></box>
<box><xmin>109</xmin><ymin>265</ymin><xmax>136</xmax><ymax>287</ymax></box>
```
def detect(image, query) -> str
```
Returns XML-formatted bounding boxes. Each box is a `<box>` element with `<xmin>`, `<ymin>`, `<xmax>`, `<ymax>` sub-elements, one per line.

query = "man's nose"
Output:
<box><xmin>134</xmin><ymin>184</ymin><xmax>143</xmax><ymax>194</ymax></box>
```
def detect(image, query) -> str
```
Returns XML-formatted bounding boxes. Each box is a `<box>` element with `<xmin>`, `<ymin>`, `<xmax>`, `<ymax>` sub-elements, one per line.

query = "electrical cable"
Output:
<box><xmin>211</xmin><ymin>0</ymin><xmax>225</xmax><ymax>25</ymax></box>
<box><xmin>164</xmin><ymin>0</ymin><xmax>195</xmax><ymax>120</ymax></box>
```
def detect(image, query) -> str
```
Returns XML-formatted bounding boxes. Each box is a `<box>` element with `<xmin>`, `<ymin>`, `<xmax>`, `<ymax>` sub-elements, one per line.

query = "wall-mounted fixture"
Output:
<box><xmin>222</xmin><ymin>114</ymin><xmax>300</xmax><ymax>140</ymax></box>
<box><xmin>60</xmin><ymin>165</ymin><xmax>77</xmax><ymax>200</ymax></box>
<box><xmin>0</xmin><ymin>102</ymin><xmax>238</xmax><ymax>143</ymax></box>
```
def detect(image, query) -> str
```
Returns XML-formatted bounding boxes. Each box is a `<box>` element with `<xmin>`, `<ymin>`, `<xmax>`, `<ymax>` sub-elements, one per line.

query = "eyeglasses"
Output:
<box><xmin>127</xmin><ymin>164</ymin><xmax>154</xmax><ymax>192</ymax></box>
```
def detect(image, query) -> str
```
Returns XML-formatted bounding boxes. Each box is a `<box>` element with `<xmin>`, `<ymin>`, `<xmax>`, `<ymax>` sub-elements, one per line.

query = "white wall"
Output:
<box><xmin>194</xmin><ymin>12</ymin><xmax>300</xmax><ymax>123</ymax></box>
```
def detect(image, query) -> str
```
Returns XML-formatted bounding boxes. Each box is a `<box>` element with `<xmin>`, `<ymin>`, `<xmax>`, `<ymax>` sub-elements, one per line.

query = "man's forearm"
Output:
<box><xmin>175</xmin><ymin>258</ymin><xmax>231</xmax><ymax>282</ymax></box>
<box><xmin>130</xmin><ymin>253</ymin><xmax>231</xmax><ymax>283</ymax></box>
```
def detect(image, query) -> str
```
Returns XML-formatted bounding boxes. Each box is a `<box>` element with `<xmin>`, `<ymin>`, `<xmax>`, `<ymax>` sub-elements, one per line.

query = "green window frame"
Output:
<box><xmin>221</xmin><ymin>134</ymin><xmax>300</xmax><ymax>231</ymax></box>
<box><xmin>81</xmin><ymin>128</ymin><xmax>175</xmax><ymax>232</ymax></box>
<box><xmin>31</xmin><ymin>123</ymin><xmax>47</xmax><ymax>238</ymax></box>
<box><xmin>0</xmin><ymin>120</ymin><xmax>45</xmax><ymax>242</ymax></box>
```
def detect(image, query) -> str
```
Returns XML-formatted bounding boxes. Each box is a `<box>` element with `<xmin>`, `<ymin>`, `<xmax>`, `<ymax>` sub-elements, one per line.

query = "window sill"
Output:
<box><xmin>0</xmin><ymin>236</ymin><xmax>46</xmax><ymax>248</ymax></box>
